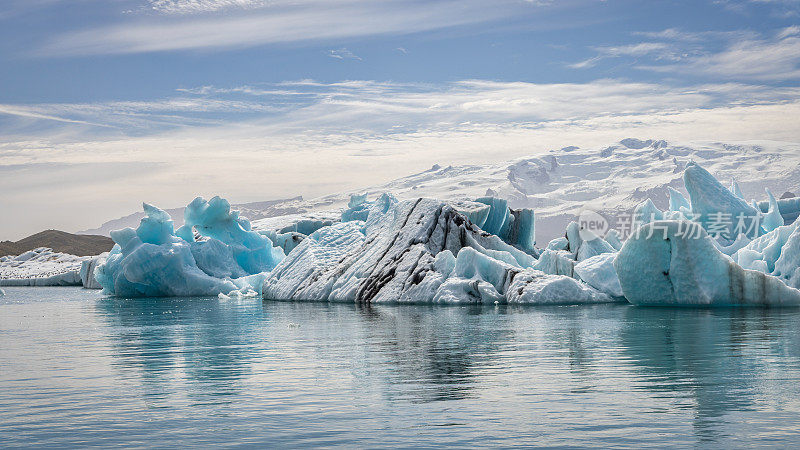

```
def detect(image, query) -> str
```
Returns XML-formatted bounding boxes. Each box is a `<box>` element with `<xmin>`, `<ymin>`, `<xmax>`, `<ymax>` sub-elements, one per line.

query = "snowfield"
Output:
<box><xmin>85</xmin><ymin>139</ymin><xmax>800</xmax><ymax>244</ymax></box>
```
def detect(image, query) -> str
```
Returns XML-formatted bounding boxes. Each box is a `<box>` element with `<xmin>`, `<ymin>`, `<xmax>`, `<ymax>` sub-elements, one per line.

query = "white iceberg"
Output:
<box><xmin>0</xmin><ymin>247</ymin><xmax>86</xmax><ymax>286</ymax></box>
<box><xmin>684</xmin><ymin>161</ymin><xmax>761</xmax><ymax>239</ymax></box>
<box><xmin>506</xmin><ymin>269</ymin><xmax>613</xmax><ymax>304</ymax></box>
<box><xmin>264</xmin><ymin>197</ymin><xmax>607</xmax><ymax>304</ymax></box>
<box><xmin>80</xmin><ymin>253</ymin><xmax>107</xmax><ymax>289</ymax></box>
<box><xmin>574</xmin><ymin>252</ymin><xmax>623</xmax><ymax>298</ymax></box>
<box><xmin>733</xmin><ymin>220</ymin><xmax>800</xmax><ymax>289</ymax></box>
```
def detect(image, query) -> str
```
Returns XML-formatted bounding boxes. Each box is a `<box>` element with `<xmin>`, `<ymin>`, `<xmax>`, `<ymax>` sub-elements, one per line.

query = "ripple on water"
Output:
<box><xmin>2</xmin><ymin>286</ymin><xmax>800</xmax><ymax>447</ymax></box>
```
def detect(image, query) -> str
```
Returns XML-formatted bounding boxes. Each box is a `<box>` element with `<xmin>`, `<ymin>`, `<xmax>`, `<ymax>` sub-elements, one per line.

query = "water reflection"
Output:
<box><xmin>90</xmin><ymin>294</ymin><xmax>800</xmax><ymax>445</ymax></box>
<box><xmin>620</xmin><ymin>307</ymin><xmax>800</xmax><ymax>439</ymax></box>
<box><xmin>354</xmin><ymin>303</ymin><xmax>515</xmax><ymax>403</ymax></box>
<box><xmin>95</xmin><ymin>297</ymin><xmax>262</xmax><ymax>406</ymax></box>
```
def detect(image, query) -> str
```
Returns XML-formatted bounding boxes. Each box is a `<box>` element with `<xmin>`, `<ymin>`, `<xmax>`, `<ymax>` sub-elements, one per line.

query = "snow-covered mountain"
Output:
<box><xmin>252</xmin><ymin>138</ymin><xmax>800</xmax><ymax>242</ymax></box>
<box><xmin>84</xmin><ymin>139</ymin><xmax>800</xmax><ymax>244</ymax></box>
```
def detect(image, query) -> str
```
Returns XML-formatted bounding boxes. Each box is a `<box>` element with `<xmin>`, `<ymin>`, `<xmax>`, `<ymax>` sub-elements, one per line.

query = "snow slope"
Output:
<box><xmin>87</xmin><ymin>139</ymin><xmax>800</xmax><ymax>245</ymax></box>
<box><xmin>249</xmin><ymin>139</ymin><xmax>800</xmax><ymax>243</ymax></box>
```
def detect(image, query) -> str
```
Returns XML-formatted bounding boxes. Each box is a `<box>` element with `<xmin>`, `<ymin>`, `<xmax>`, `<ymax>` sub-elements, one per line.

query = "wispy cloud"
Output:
<box><xmin>570</xmin><ymin>27</ymin><xmax>800</xmax><ymax>81</ymax></box>
<box><xmin>568</xmin><ymin>42</ymin><xmax>674</xmax><ymax>68</ymax></box>
<box><xmin>715</xmin><ymin>0</ymin><xmax>800</xmax><ymax>17</ymax></box>
<box><xmin>39</xmin><ymin>0</ymin><xmax>536</xmax><ymax>56</ymax></box>
<box><xmin>147</xmin><ymin>0</ymin><xmax>271</xmax><ymax>14</ymax></box>
<box><xmin>2</xmin><ymin>78</ymin><xmax>800</xmax><ymax>238</ymax></box>
<box><xmin>0</xmin><ymin>98</ymin><xmax>280</xmax><ymax>135</ymax></box>
<box><xmin>328</xmin><ymin>48</ymin><xmax>362</xmax><ymax>61</ymax></box>
<box><xmin>5</xmin><ymin>80</ymin><xmax>800</xmax><ymax>138</ymax></box>
<box><xmin>639</xmin><ymin>29</ymin><xmax>800</xmax><ymax>81</ymax></box>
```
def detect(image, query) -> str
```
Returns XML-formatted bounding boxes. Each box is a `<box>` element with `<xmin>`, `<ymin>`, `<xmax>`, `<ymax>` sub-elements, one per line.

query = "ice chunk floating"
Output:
<box><xmin>263</xmin><ymin>197</ymin><xmax>611</xmax><ymax>305</ymax></box>
<box><xmin>615</xmin><ymin>221</ymin><xmax>800</xmax><ymax>306</ymax></box>
<box><xmin>96</xmin><ymin>197</ymin><xmax>283</xmax><ymax>297</ymax></box>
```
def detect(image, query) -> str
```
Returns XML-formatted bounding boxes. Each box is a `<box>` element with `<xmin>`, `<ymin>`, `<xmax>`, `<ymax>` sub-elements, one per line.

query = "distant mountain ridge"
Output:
<box><xmin>79</xmin><ymin>139</ymin><xmax>800</xmax><ymax>243</ymax></box>
<box><xmin>0</xmin><ymin>230</ymin><xmax>113</xmax><ymax>257</ymax></box>
<box><xmin>251</xmin><ymin>139</ymin><xmax>800</xmax><ymax>242</ymax></box>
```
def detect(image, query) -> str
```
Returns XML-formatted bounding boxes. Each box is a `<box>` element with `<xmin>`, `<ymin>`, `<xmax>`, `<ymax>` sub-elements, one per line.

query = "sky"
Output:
<box><xmin>1</xmin><ymin>0</ymin><xmax>800</xmax><ymax>240</ymax></box>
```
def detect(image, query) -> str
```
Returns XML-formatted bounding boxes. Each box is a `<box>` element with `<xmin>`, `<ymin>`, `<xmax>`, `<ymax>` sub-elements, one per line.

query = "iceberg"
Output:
<box><xmin>177</xmin><ymin>196</ymin><xmax>284</xmax><ymax>274</ymax></box>
<box><xmin>614</xmin><ymin>220</ymin><xmax>800</xmax><ymax>306</ymax></box>
<box><xmin>733</xmin><ymin>220</ymin><xmax>800</xmax><ymax>288</ymax></box>
<box><xmin>341</xmin><ymin>193</ymin><xmax>371</xmax><ymax>222</ymax></box>
<box><xmin>576</xmin><ymin>232</ymin><xmax>616</xmax><ymax>262</ymax></box>
<box><xmin>506</xmin><ymin>269</ymin><xmax>613</xmax><ymax>304</ymax></box>
<box><xmin>276</xmin><ymin>218</ymin><xmax>334</xmax><ymax>236</ymax></box>
<box><xmin>80</xmin><ymin>254</ymin><xmax>107</xmax><ymax>289</ymax></box>
<box><xmin>74</xmin><ymin>147</ymin><xmax>799</xmax><ymax>308</ymax></box>
<box><xmin>561</xmin><ymin>221</ymin><xmax>615</xmax><ymax>262</ymax></box>
<box><xmin>574</xmin><ymin>252</ymin><xmax>623</xmax><ymax>298</ymax></box>
<box><xmin>758</xmin><ymin>196</ymin><xmax>800</xmax><ymax>225</ymax></box>
<box><xmin>258</xmin><ymin>230</ymin><xmax>305</xmax><ymax>255</ymax></box>
<box><xmin>684</xmin><ymin>161</ymin><xmax>761</xmax><ymax>239</ymax></box>
<box><xmin>604</xmin><ymin>229</ymin><xmax>623</xmax><ymax>251</ymax></box>
<box><xmin>474</xmin><ymin>197</ymin><xmax>537</xmax><ymax>256</ymax></box>
<box><xmin>762</xmin><ymin>188</ymin><xmax>785</xmax><ymax>233</ymax></box>
<box><xmin>633</xmin><ymin>199</ymin><xmax>664</xmax><ymax>225</ymax></box>
<box><xmin>96</xmin><ymin>197</ymin><xmax>280</xmax><ymax>297</ymax></box>
<box><xmin>264</xmin><ymin>197</ymin><xmax>606</xmax><ymax>304</ymax></box>
<box><xmin>449</xmin><ymin>200</ymin><xmax>491</xmax><ymax>229</ymax></box>
<box><xmin>532</xmin><ymin>248</ymin><xmax>576</xmax><ymax>277</ymax></box>
<box><xmin>668</xmin><ymin>187</ymin><xmax>691</xmax><ymax>213</ymax></box>
<box><xmin>730</xmin><ymin>179</ymin><xmax>744</xmax><ymax>199</ymax></box>
<box><xmin>0</xmin><ymin>247</ymin><xmax>86</xmax><ymax>287</ymax></box>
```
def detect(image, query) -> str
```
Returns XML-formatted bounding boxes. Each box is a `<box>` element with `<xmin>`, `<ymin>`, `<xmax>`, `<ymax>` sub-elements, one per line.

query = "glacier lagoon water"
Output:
<box><xmin>3</xmin><ymin>287</ymin><xmax>800</xmax><ymax>447</ymax></box>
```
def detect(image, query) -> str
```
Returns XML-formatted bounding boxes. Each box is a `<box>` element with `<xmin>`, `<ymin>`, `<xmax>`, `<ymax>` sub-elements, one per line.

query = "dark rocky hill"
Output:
<box><xmin>0</xmin><ymin>230</ymin><xmax>114</xmax><ymax>257</ymax></box>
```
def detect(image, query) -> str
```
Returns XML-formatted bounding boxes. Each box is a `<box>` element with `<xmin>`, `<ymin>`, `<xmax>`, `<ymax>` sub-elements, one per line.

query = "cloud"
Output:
<box><xmin>715</xmin><ymin>0</ymin><xmax>800</xmax><ymax>17</ymax></box>
<box><xmin>778</xmin><ymin>25</ymin><xmax>800</xmax><ymax>39</ymax></box>
<box><xmin>568</xmin><ymin>42</ymin><xmax>674</xmax><ymax>69</ymax></box>
<box><xmin>571</xmin><ymin>27</ymin><xmax>800</xmax><ymax>81</ymax></box>
<box><xmin>5</xmin><ymin>79</ymin><xmax>800</xmax><ymax>138</ymax></box>
<box><xmin>633</xmin><ymin>28</ymin><xmax>756</xmax><ymax>42</ymax></box>
<box><xmin>2</xmin><ymin>78</ymin><xmax>800</xmax><ymax>238</ymax></box>
<box><xmin>39</xmin><ymin>0</ymin><xmax>534</xmax><ymax>56</ymax></box>
<box><xmin>0</xmin><ymin>98</ymin><xmax>279</xmax><ymax>135</ymax></box>
<box><xmin>640</xmin><ymin>32</ymin><xmax>800</xmax><ymax>81</ymax></box>
<box><xmin>147</xmin><ymin>0</ymin><xmax>271</xmax><ymax>14</ymax></box>
<box><xmin>328</xmin><ymin>48</ymin><xmax>362</xmax><ymax>60</ymax></box>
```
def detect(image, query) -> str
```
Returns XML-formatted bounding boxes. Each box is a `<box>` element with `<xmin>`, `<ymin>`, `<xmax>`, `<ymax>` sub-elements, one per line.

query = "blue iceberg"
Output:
<box><xmin>96</xmin><ymin>197</ymin><xmax>283</xmax><ymax>297</ymax></box>
<box><xmin>614</xmin><ymin>220</ymin><xmax>800</xmax><ymax>306</ymax></box>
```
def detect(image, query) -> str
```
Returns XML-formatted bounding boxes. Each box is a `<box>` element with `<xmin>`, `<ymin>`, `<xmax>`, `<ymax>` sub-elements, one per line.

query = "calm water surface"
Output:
<box><xmin>2</xmin><ymin>286</ymin><xmax>800</xmax><ymax>447</ymax></box>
